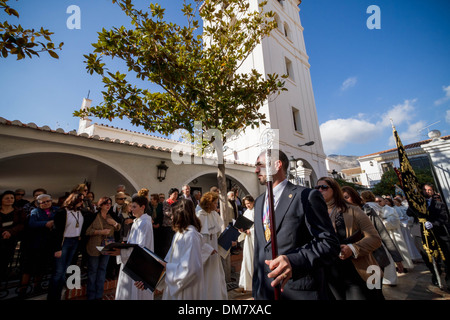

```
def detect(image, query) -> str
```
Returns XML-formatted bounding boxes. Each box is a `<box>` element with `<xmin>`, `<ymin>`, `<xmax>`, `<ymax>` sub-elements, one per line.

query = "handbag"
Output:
<box><xmin>341</xmin><ymin>229</ymin><xmax>363</xmax><ymax>245</ymax></box>
<box><xmin>101</xmin><ymin>236</ymin><xmax>115</xmax><ymax>246</ymax></box>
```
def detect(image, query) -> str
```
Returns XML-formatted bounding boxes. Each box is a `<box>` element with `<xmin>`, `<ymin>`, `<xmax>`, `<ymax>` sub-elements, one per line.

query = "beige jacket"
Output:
<box><xmin>85</xmin><ymin>213</ymin><xmax>121</xmax><ymax>256</ymax></box>
<box><xmin>331</xmin><ymin>204</ymin><xmax>383</xmax><ymax>282</ymax></box>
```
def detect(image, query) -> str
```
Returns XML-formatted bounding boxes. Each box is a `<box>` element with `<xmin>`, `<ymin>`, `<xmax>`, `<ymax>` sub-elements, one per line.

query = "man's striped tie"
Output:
<box><xmin>263</xmin><ymin>193</ymin><xmax>271</xmax><ymax>242</ymax></box>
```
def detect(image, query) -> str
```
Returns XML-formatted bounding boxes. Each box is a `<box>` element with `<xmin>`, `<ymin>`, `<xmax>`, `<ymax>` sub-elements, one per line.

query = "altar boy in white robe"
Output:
<box><xmin>196</xmin><ymin>192</ymin><xmax>228</xmax><ymax>300</ymax></box>
<box><xmin>237</xmin><ymin>195</ymin><xmax>255</xmax><ymax>292</ymax></box>
<box><xmin>136</xmin><ymin>199</ymin><xmax>208</xmax><ymax>299</ymax></box>
<box><xmin>161</xmin><ymin>199</ymin><xmax>206</xmax><ymax>300</ymax></box>
<box><xmin>115</xmin><ymin>195</ymin><xmax>154</xmax><ymax>300</ymax></box>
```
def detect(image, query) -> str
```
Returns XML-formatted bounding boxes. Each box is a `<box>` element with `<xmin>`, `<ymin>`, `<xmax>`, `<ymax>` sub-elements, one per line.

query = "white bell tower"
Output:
<box><xmin>226</xmin><ymin>0</ymin><xmax>327</xmax><ymax>185</ymax></box>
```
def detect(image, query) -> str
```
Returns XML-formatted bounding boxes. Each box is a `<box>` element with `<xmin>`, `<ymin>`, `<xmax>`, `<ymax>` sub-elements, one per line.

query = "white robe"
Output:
<box><xmin>196</xmin><ymin>209</ymin><xmax>228</xmax><ymax>300</ymax></box>
<box><xmin>394</xmin><ymin>205</ymin><xmax>421</xmax><ymax>261</ymax></box>
<box><xmin>238</xmin><ymin>208</ymin><xmax>254</xmax><ymax>291</ymax></box>
<box><xmin>162</xmin><ymin>226</ymin><xmax>205</xmax><ymax>300</ymax></box>
<box><xmin>115</xmin><ymin>214</ymin><xmax>154</xmax><ymax>300</ymax></box>
<box><xmin>380</xmin><ymin>205</ymin><xmax>414</xmax><ymax>270</ymax></box>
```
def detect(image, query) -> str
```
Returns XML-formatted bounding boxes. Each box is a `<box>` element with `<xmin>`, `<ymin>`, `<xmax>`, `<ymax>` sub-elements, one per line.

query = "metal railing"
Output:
<box><xmin>0</xmin><ymin>241</ymin><xmax>89</xmax><ymax>300</ymax></box>
<box><xmin>0</xmin><ymin>241</ymin><xmax>52</xmax><ymax>300</ymax></box>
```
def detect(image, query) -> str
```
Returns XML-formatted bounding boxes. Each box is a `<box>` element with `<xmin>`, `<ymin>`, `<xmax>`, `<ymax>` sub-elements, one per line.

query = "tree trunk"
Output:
<box><xmin>217</xmin><ymin>159</ymin><xmax>232</xmax><ymax>282</ymax></box>
<box><xmin>217</xmin><ymin>162</ymin><xmax>229</xmax><ymax>230</ymax></box>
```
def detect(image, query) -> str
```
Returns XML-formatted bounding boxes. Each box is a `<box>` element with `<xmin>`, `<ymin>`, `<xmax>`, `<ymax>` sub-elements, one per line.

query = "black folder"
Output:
<box><xmin>233</xmin><ymin>214</ymin><xmax>254</xmax><ymax>231</ymax></box>
<box><xmin>122</xmin><ymin>246</ymin><xmax>166</xmax><ymax>292</ymax></box>
<box><xmin>97</xmin><ymin>242</ymin><xmax>138</xmax><ymax>253</ymax></box>
<box><xmin>217</xmin><ymin>224</ymin><xmax>240</xmax><ymax>251</ymax></box>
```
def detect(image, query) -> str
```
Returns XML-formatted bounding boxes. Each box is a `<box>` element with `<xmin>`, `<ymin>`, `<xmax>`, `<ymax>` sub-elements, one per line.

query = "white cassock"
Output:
<box><xmin>394</xmin><ymin>205</ymin><xmax>421</xmax><ymax>261</ymax></box>
<box><xmin>237</xmin><ymin>208</ymin><xmax>254</xmax><ymax>291</ymax></box>
<box><xmin>115</xmin><ymin>214</ymin><xmax>154</xmax><ymax>300</ymax></box>
<box><xmin>162</xmin><ymin>225</ymin><xmax>205</xmax><ymax>300</ymax></box>
<box><xmin>196</xmin><ymin>209</ymin><xmax>228</xmax><ymax>300</ymax></box>
<box><xmin>381</xmin><ymin>205</ymin><xmax>414</xmax><ymax>270</ymax></box>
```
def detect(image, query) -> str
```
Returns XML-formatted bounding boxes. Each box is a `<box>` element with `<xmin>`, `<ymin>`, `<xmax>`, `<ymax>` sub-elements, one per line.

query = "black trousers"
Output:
<box><xmin>326</xmin><ymin>259</ymin><xmax>383</xmax><ymax>300</ymax></box>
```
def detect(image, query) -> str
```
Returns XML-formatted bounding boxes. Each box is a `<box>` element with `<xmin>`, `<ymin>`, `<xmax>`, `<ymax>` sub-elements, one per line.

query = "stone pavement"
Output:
<box><xmin>26</xmin><ymin>250</ymin><xmax>450</xmax><ymax>301</ymax></box>
<box><xmin>228</xmin><ymin>252</ymin><xmax>450</xmax><ymax>300</ymax></box>
<box><xmin>381</xmin><ymin>260</ymin><xmax>450</xmax><ymax>300</ymax></box>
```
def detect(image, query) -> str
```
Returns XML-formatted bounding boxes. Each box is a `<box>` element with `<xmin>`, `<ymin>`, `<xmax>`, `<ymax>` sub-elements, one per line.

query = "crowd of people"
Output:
<box><xmin>0</xmin><ymin>183</ymin><xmax>251</xmax><ymax>300</ymax></box>
<box><xmin>312</xmin><ymin>178</ymin><xmax>450</xmax><ymax>299</ymax></box>
<box><xmin>1</xmin><ymin>150</ymin><xmax>449</xmax><ymax>301</ymax></box>
<box><xmin>250</xmin><ymin>150</ymin><xmax>449</xmax><ymax>300</ymax></box>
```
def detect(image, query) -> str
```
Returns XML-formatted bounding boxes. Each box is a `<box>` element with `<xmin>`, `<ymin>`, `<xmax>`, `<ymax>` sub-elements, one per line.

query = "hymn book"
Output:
<box><xmin>233</xmin><ymin>214</ymin><xmax>254</xmax><ymax>231</ymax></box>
<box><xmin>123</xmin><ymin>246</ymin><xmax>166</xmax><ymax>292</ymax></box>
<box><xmin>217</xmin><ymin>214</ymin><xmax>253</xmax><ymax>259</ymax></box>
<box><xmin>96</xmin><ymin>242</ymin><xmax>138</xmax><ymax>253</ymax></box>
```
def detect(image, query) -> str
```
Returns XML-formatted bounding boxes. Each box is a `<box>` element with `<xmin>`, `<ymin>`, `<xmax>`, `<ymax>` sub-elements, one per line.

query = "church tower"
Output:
<box><xmin>226</xmin><ymin>0</ymin><xmax>327</xmax><ymax>187</ymax></box>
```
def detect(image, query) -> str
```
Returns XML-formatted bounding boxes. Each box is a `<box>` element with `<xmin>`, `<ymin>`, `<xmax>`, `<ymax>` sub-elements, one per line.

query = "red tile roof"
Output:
<box><xmin>358</xmin><ymin>134</ymin><xmax>450</xmax><ymax>159</ymax></box>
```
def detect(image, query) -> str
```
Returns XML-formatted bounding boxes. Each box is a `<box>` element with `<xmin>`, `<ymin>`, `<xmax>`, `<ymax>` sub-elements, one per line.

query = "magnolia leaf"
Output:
<box><xmin>48</xmin><ymin>50</ymin><xmax>59</xmax><ymax>59</ymax></box>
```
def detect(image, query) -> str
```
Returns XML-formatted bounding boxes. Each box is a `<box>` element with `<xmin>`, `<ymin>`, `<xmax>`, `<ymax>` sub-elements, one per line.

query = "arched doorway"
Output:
<box><xmin>0</xmin><ymin>152</ymin><xmax>138</xmax><ymax>201</ymax></box>
<box><xmin>184</xmin><ymin>172</ymin><xmax>252</xmax><ymax>198</ymax></box>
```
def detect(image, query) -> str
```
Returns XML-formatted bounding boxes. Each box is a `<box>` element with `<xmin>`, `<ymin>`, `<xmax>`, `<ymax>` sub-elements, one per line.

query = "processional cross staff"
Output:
<box><xmin>390</xmin><ymin>119</ymin><xmax>445</xmax><ymax>289</ymax></box>
<box><xmin>261</xmin><ymin>129</ymin><xmax>281</xmax><ymax>300</ymax></box>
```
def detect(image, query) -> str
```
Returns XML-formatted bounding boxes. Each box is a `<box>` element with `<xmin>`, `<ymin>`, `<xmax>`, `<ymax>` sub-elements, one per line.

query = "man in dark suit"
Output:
<box><xmin>422</xmin><ymin>183</ymin><xmax>450</xmax><ymax>287</ymax></box>
<box><xmin>192</xmin><ymin>190</ymin><xmax>201</xmax><ymax>209</ymax></box>
<box><xmin>252</xmin><ymin>149</ymin><xmax>340</xmax><ymax>300</ymax></box>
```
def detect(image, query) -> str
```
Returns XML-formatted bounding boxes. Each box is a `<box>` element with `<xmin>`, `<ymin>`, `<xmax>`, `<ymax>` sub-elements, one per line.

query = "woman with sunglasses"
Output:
<box><xmin>47</xmin><ymin>192</ymin><xmax>87</xmax><ymax>300</ymax></box>
<box><xmin>315</xmin><ymin>177</ymin><xmax>383</xmax><ymax>300</ymax></box>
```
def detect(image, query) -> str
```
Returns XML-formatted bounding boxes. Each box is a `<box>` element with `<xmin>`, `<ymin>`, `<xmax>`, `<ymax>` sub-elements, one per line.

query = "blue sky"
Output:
<box><xmin>0</xmin><ymin>0</ymin><xmax>449</xmax><ymax>157</ymax></box>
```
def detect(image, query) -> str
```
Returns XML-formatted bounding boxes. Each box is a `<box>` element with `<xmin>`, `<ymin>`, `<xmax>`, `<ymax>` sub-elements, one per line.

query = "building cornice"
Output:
<box><xmin>0</xmin><ymin>117</ymin><xmax>255</xmax><ymax>168</ymax></box>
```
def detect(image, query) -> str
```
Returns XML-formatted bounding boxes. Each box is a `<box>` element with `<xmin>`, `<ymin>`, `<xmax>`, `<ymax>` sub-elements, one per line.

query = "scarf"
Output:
<box><xmin>44</xmin><ymin>208</ymin><xmax>52</xmax><ymax>218</ymax></box>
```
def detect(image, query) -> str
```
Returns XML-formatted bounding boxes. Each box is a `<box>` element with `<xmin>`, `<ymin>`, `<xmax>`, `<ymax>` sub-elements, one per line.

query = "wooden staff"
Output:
<box><xmin>265</xmin><ymin>143</ymin><xmax>281</xmax><ymax>300</ymax></box>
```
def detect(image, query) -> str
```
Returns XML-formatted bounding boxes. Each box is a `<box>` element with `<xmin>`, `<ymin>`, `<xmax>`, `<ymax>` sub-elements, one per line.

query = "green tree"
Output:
<box><xmin>372</xmin><ymin>170</ymin><xmax>398</xmax><ymax>196</ymax></box>
<box><xmin>0</xmin><ymin>0</ymin><xmax>63</xmax><ymax>59</ymax></box>
<box><xmin>74</xmin><ymin>0</ymin><xmax>286</xmax><ymax>222</ymax></box>
<box><xmin>372</xmin><ymin>168</ymin><xmax>434</xmax><ymax>196</ymax></box>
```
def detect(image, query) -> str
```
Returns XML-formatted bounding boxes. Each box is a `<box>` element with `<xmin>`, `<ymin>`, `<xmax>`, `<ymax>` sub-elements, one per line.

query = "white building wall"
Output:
<box><xmin>422</xmin><ymin>136</ymin><xmax>450</xmax><ymax>207</ymax></box>
<box><xmin>325</xmin><ymin>158</ymin><xmax>343</xmax><ymax>174</ymax></box>
<box><xmin>358</xmin><ymin>157</ymin><xmax>382</xmax><ymax>188</ymax></box>
<box><xmin>226</xmin><ymin>0</ymin><xmax>327</xmax><ymax>182</ymax></box>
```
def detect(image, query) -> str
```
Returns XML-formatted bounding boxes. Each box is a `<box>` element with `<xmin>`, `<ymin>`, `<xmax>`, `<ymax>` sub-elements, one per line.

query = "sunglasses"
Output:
<box><xmin>314</xmin><ymin>185</ymin><xmax>330</xmax><ymax>191</ymax></box>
